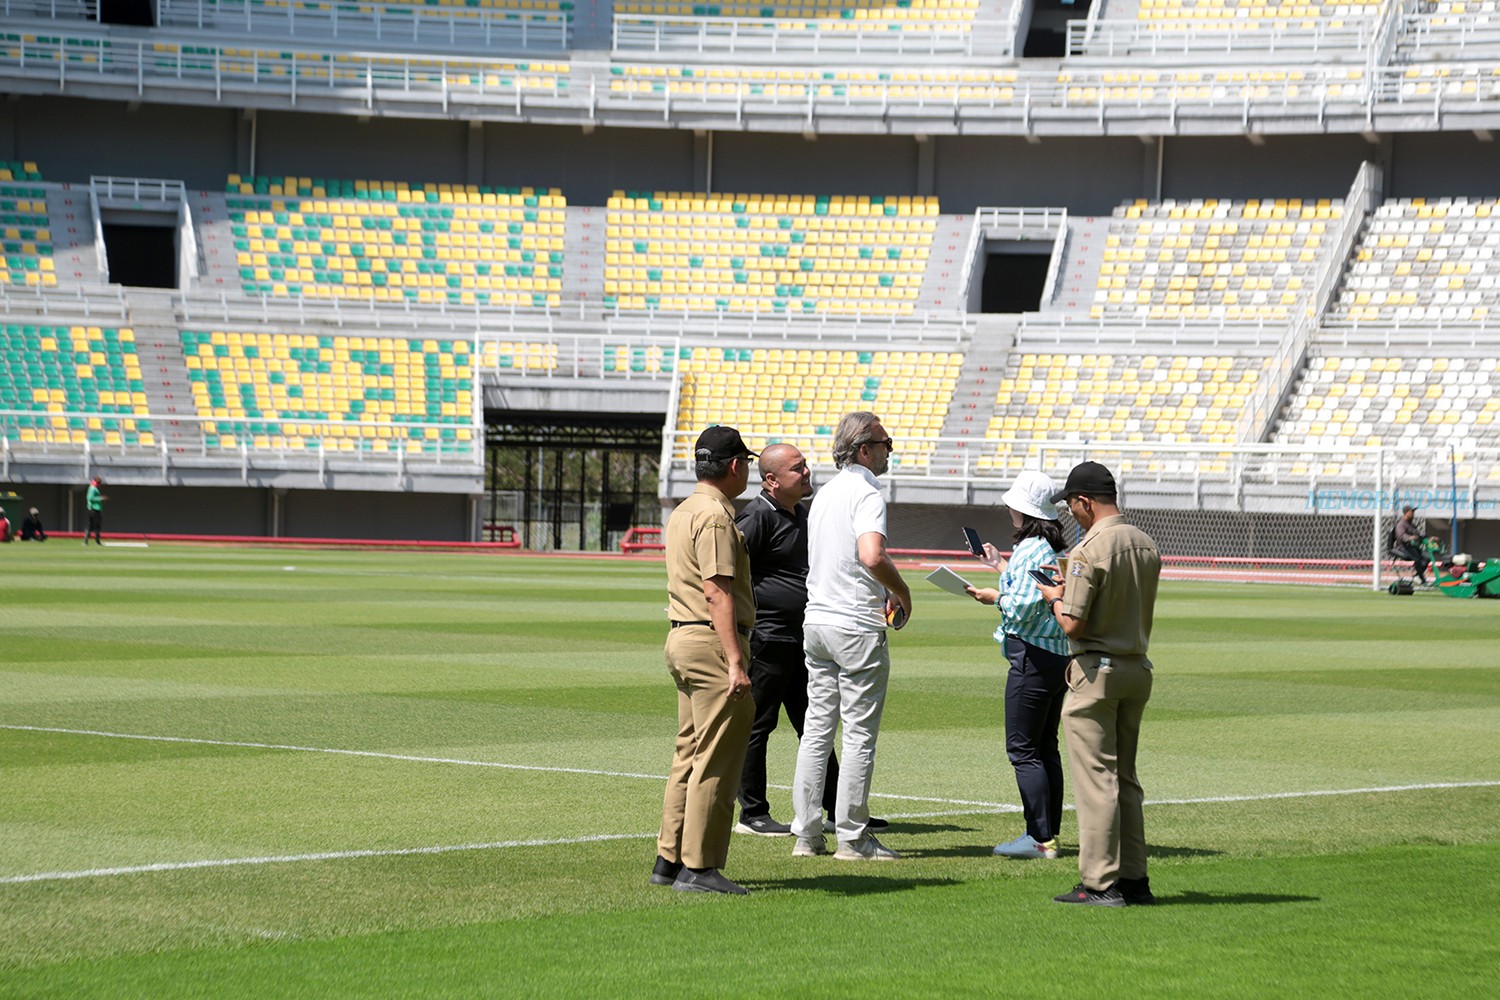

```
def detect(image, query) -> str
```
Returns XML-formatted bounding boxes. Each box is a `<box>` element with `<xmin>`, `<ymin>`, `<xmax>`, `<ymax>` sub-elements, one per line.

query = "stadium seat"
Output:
<box><xmin>0</xmin><ymin>324</ymin><xmax>152</xmax><ymax>447</ymax></box>
<box><xmin>603</xmin><ymin>191</ymin><xmax>937</xmax><ymax>316</ymax></box>
<box><xmin>672</xmin><ymin>346</ymin><xmax>962</xmax><ymax>470</ymax></box>
<box><xmin>1090</xmin><ymin>197</ymin><xmax>1340</xmax><ymax>322</ymax></box>
<box><xmin>179</xmin><ymin>330</ymin><xmax>475</xmax><ymax>454</ymax></box>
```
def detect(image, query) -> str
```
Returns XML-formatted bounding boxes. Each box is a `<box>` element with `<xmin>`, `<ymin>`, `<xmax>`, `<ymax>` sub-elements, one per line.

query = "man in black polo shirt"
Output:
<box><xmin>733</xmin><ymin>443</ymin><xmax>887</xmax><ymax>837</ymax></box>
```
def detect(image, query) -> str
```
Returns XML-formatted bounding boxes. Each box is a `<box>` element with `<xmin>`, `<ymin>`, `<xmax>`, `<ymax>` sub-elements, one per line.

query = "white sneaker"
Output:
<box><xmin>834</xmin><ymin>834</ymin><xmax>901</xmax><ymax>861</ymax></box>
<box><xmin>792</xmin><ymin>835</ymin><xmax>828</xmax><ymax>857</ymax></box>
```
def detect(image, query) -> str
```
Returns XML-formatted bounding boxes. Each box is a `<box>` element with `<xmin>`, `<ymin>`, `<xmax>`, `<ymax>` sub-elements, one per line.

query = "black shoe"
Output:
<box><xmin>1053</xmin><ymin>882</ymin><xmax>1126</xmax><ymax>907</ymax></box>
<box><xmin>1117</xmin><ymin>876</ymin><xmax>1156</xmax><ymax>905</ymax></box>
<box><xmin>734</xmin><ymin>814</ymin><xmax>792</xmax><ymax>837</ymax></box>
<box><xmin>672</xmin><ymin>867</ymin><xmax>749</xmax><ymax>895</ymax></box>
<box><xmin>649</xmin><ymin>855</ymin><xmax>682</xmax><ymax>887</ymax></box>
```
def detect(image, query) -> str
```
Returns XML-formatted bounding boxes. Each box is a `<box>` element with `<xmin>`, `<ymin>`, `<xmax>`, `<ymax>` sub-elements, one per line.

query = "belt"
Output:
<box><xmin>671</xmin><ymin>619</ymin><xmax>751</xmax><ymax>637</ymax></box>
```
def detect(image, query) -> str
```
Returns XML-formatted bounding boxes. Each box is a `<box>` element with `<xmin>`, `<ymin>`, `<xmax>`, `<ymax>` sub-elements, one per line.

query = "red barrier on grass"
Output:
<box><xmin>620</xmin><ymin>526</ymin><xmax>664</xmax><ymax>554</ymax></box>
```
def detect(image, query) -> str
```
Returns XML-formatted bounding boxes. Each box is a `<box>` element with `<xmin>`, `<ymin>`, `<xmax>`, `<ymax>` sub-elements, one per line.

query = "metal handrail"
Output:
<box><xmin>612</xmin><ymin>14</ymin><xmax>981</xmax><ymax>59</ymax></box>
<box><xmin>160</xmin><ymin>0</ymin><xmax>571</xmax><ymax>52</ymax></box>
<box><xmin>1067</xmin><ymin>15</ymin><xmax>1380</xmax><ymax>59</ymax></box>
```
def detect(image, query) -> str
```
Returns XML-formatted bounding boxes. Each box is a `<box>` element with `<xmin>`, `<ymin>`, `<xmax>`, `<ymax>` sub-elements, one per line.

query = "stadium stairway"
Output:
<box><xmin>916</xmin><ymin>213</ymin><xmax>980</xmax><ymax>311</ymax></box>
<box><xmin>930</xmin><ymin>314</ymin><xmax>1013</xmax><ymax>476</ymax></box>
<box><xmin>971</xmin><ymin>0</ymin><xmax>1024</xmax><ymax>58</ymax></box>
<box><xmin>45</xmin><ymin>185</ymin><xmax>103</xmax><ymax>284</ymax></box>
<box><xmin>1050</xmin><ymin>215</ymin><xmax>1110</xmax><ymax>317</ymax></box>
<box><xmin>562</xmin><ymin>205</ymin><xmax>606</xmax><ymax>309</ymax></box>
<box><xmin>123</xmin><ymin>289</ymin><xmax>199</xmax><ymax>453</ymax></box>
<box><xmin>191</xmin><ymin>192</ymin><xmax>242</xmax><ymax>295</ymax></box>
<box><xmin>569</xmin><ymin>0</ymin><xmax>614</xmax><ymax>50</ymax></box>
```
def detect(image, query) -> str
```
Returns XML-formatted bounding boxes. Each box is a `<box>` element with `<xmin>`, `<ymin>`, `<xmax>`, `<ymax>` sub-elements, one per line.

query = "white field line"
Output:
<box><xmin>0</xmin><ymin>833</ymin><xmax>650</xmax><ymax>885</ymax></box>
<box><xmin>2</xmin><ymin>724</ymin><xmax>1496</xmax><ymax>886</ymax></box>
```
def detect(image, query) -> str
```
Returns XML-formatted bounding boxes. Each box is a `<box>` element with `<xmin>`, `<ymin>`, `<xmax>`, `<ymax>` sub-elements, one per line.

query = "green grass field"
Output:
<box><xmin>2</xmin><ymin>544</ymin><xmax>1497</xmax><ymax>998</ymax></box>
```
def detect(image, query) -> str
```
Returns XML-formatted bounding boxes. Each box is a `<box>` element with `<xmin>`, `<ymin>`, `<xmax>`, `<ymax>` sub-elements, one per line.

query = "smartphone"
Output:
<box><xmin>1028</xmin><ymin>568</ymin><xmax>1059</xmax><ymax>589</ymax></box>
<box><xmin>961</xmin><ymin>526</ymin><xmax>984</xmax><ymax>557</ymax></box>
<box><xmin>884</xmin><ymin>591</ymin><xmax>908</xmax><ymax>630</ymax></box>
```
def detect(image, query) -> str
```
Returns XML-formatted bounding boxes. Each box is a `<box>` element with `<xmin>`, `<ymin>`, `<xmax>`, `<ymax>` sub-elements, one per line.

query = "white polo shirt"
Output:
<box><xmin>804</xmin><ymin>463</ymin><xmax>888</xmax><ymax>633</ymax></box>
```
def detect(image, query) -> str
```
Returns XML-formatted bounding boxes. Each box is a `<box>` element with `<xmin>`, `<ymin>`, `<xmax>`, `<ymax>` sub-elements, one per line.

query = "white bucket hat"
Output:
<box><xmin>1001</xmin><ymin>470</ymin><xmax>1062</xmax><ymax>521</ymax></box>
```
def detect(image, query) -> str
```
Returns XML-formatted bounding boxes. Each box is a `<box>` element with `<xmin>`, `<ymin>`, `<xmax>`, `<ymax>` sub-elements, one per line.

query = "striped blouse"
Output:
<box><xmin>991</xmin><ymin>534</ymin><xmax>1069</xmax><ymax>656</ymax></box>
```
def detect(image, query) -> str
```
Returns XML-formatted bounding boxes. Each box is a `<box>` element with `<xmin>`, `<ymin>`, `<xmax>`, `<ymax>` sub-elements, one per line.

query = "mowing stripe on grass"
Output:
<box><xmin>6</xmin><ymin>724</ymin><xmax>1497</xmax><ymax>812</ymax></box>
<box><xmin>0</xmin><ymin>724</ymin><xmax>667</xmax><ymax>782</ymax></box>
<box><xmin>5</xmin><ymin>780</ymin><xmax>1498</xmax><ymax>887</ymax></box>
<box><xmin>0</xmin><ymin>832</ymin><xmax>653</xmax><ymax>886</ymax></box>
<box><xmin>0</xmin><ymin>724</ymin><xmax>1012</xmax><ymax>808</ymax></box>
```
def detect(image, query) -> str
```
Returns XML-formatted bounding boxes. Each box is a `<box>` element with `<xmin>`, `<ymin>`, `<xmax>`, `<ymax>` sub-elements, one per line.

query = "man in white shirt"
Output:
<box><xmin>790</xmin><ymin>411</ymin><xmax>912</xmax><ymax>861</ymax></box>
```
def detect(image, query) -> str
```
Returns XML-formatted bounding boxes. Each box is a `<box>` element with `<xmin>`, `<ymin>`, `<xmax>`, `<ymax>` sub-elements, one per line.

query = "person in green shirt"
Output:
<box><xmin>84</xmin><ymin>477</ymin><xmax>107</xmax><ymax>546</ymax></box>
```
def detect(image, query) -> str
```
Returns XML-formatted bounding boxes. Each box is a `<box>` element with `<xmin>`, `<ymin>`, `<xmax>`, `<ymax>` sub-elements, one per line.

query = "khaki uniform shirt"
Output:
<box><xmin>665</xmin><ymin>483</ymin><xmax>756</xmax><ymax>631</ymax></box>
<box><xmin>1059</xmin><ymin>513</ymin><xmax>1161</xmax><ymax>657</ymax></box>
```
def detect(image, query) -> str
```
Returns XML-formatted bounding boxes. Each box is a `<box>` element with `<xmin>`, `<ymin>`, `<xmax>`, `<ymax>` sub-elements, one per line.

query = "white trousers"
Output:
<box><xmin>792</xmin><ymin>624</ymin><xmax>891</xmax><ymax>842</ymax></box>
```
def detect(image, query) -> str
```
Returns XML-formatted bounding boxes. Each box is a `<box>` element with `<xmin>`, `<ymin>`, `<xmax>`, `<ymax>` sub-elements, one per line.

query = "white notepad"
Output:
<box><xmin>924</xmin><ymin>565</ymin><xmax>975</xmax><ymax>597</ymax></box>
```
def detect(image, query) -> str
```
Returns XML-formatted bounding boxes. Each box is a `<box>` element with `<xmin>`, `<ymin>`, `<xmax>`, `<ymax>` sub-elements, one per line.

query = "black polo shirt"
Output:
<box><xmin>734</xmin><ymin>490</ymin><xmax>809</xmax><ymax>643</ymax></box>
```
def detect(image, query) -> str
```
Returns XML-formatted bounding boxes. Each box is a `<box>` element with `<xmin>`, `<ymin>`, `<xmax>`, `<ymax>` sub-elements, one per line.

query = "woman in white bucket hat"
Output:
<box><xmin>965</xmin><ymin>470</ymin><xmax>1071</xmax><ymax>860</ymax></box>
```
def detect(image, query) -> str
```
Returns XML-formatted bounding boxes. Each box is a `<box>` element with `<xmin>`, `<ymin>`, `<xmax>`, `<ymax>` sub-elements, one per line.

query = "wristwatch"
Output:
<box><xmin>1049</xmin><ymin>598</ymin><xmax>1063</xmax><ymax>612</ymax></box>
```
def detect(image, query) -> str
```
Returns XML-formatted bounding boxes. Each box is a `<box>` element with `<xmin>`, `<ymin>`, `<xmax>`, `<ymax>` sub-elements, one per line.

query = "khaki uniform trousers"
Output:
<box><xmin>1061</xmin><ymin>652</ymin><xmax>1153</xmax><ymax>890</ymax></box>
<box><xmin>658</xmin><ymin>626</ymin><xmax>756</xmax><ymax>870</ymax></box>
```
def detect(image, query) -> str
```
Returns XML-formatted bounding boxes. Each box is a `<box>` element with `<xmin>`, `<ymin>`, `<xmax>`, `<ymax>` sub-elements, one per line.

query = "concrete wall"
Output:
<box><xmin>0</xmin><ymin>482</ymin><xmax>473</xmax><ymax>540</ymax></box>
<box><xmin>13</xmin><ymin>96</ymin><xmax>1500</xmax><ymax>213</ymax></box>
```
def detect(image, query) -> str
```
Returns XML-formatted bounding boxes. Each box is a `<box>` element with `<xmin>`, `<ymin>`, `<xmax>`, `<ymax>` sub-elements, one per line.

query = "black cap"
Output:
<box><xmin>1049</xmin><ymin>461</ymin><xmax>1117</xmax><ymax>504</ymax></box>
<box><xmin>694</xmin><ymin>426</ymin><xmax>758</xmax><ymax>463</ymax></box>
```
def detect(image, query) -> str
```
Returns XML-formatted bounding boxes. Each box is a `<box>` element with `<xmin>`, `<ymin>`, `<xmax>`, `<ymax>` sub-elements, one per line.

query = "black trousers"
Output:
<box><xmin>1396</xmin><ymin>542</ymin><xmax>1430</xmax><ymax>580</ymax></box>
<box><xmin>1003</xmin><ymin>635</ymin><xmax>1071</xmax><ymax>844</ymax></box>
<box><xmin>738</xmin><ymin>637</ymin><xmax>838</xmax><ymax>819</ymax></box>
<box><xmin>86</xmin><ymin>509</ymin><xmax>102</xmax><ymax>544</ymax></box>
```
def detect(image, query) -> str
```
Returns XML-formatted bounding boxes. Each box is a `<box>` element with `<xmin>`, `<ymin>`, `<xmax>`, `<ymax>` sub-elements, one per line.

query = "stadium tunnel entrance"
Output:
<box><xmin>1021</xmin><ymin>0</ymin><xmax>1095</xmax><ymax>59</ymax></box>
<box><xmin>484</xmin><ymin>415</ymin><xmax>661</xmax><ymax>551</ymax></box>
<box><xmin>978</xmin><ymin>248</ymin><xmax>1052</xmax><ymax>313</ymax></box>
<box><xmin>99</xmin><ymin>0</ymin><xmax>155</xmax><ymax>27</ymax></box>
<box><xmin>101</xmin><ymin>223</ymin><xmax>177</xmax><ymax>289</ymax></box>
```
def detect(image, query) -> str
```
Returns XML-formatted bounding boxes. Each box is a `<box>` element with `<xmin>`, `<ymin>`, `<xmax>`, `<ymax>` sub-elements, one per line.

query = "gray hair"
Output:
<box><xmin>695</xmin><ymin>457</ymin><xmax>733</xmax><ymax>482</ymax></box>
<box><xmin>831</xmin><ymin>411</ymin><xmax>882</xmax><ymax>469</ymax></box>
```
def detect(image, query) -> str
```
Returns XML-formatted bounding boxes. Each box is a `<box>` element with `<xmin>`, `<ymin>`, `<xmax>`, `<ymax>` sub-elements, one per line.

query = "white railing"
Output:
<box><xmin>972</xmin><ymin>206</ymin><xmax>1068</xmax><ymax>235</ymax></box>
<box><xmin>1317</xmin><ymin>319</ymin><xmax>1500</xmax><ymax>349</ymax></box>
<box><xmin>0</xmin><ymin>409</ymin><xmax>481</xmax><ymax>469</ymax></box>
<box><xmin>179</xmin><ymin>287</ymin><xmax>973</xmax><ymax>341</ymax></box>
<box><xmin>658</xmin><ymin>431</ymin><xmax>1499</xmax><ymax>497</ymax></box>
<box><xmin>1371</xmin><ymin>0</ymin><xmax>1415</xmax><ymax>67</ymax></box>
<box><xmin>612</xmin><ymin>15</ymin><xmax>978</xmax><ymax>58</ymax></box>
<box><xmin>1067</xmin><ymin>16</ymin><xmax>1380</xmax><ymax>60</ymax></box>
<box><xmin>1398</xmin><ymin>0</ymin><xmax>1500</xmax><ymax>59</ymax></box>
<box><xmin>1041</xmin><ymin>224</ymin><xmax>1070</xmax><ymax>309</ymax></box>
<box><xmin>91</xmin><ymin>176</ymin><xmax>187</xmax><ymax>205</ymax></box>
<box><xmin>0</xmin><ymin>0</ymin><xmax>93</xmax><ymax>19</ymax></box>
<box><xmin>476</xmin><ymin>331</ymin><xmax>681</xmax><ymax>382</ymax></box>
<box><xmin>12</xmin><ymin>26</ymin><xmax>1500</xmax><ymax>130</ymax></box>
<box><xmin>0</xmin><ymin>282</ymin><xmax>127</xmax><ymax>318</ymax></box>
<box><xmin>961</xmin><ymin>206</ymin><xmax>1069</xmax><ymax>310</ymax></box>
<box><xmin>154</xmin><ymin>0</ymin><xmax>571</xmax><ymax>53</ymax></box>
<box><xmin>180</xmin><ymin>200</ymin><xmax>201</xmax><ymax>289</ymax></box>
<box><xmin>87</xmin><ymin>184</ymin><xmax>107</xmax><ymax>285</ymax></box>
<box><xmin>0</xmin><ymin>30</ymin><xmax>572</xmax><ymax>111</ymax></box>
<box><xmin>1016</xmin><ymin>314</ymin><xmax>1290</xmax><ymax>350</ymax></box>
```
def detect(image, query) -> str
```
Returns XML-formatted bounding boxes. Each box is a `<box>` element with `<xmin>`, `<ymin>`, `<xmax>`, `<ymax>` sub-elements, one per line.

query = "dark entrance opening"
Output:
<box><xmin>1023</xmin><ymin>0</ymin><xmax>1092</xmax><ymax>58</ymax></box>
<box><xmin>102</xmin><ymin>224</ymin><xmax>177</xmax><ymax>288</ymax></box>
<box><xmin>98</xmin><ymin>0</ymin><xmax>156</xmax><ymax>27</ymax></box>
<box><xmin>981</xmin><ymin>252</ymin><xmax>1051</xmax><ymax>313</ymax></box>
<box><xmin>485</xmin><ymin>414</ymin><xmax>663</xmax><ymax>551</ymax></box>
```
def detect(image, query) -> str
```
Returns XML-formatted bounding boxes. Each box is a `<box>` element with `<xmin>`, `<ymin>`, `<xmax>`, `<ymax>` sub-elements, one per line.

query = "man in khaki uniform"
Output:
<box><xmin>651</xmin><ymin>426</ymin><xmax>759</xmax><ymax>895</ymax></box>
<box><xmin>1037</xmin><ymin>461</ymin><xmax>1161</xmax><ymax>907</ymax></box>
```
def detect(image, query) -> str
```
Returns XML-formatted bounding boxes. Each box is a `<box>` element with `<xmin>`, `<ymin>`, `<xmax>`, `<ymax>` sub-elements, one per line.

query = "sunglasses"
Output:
<box><xmin>861</xmin><ymin>437</ymin><xmax>895</xmax><ymax>451</ymax></box>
